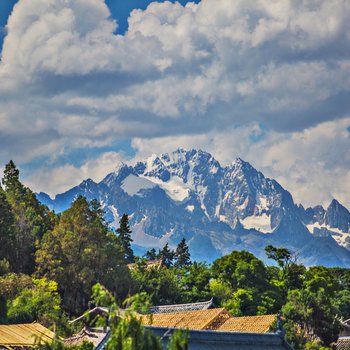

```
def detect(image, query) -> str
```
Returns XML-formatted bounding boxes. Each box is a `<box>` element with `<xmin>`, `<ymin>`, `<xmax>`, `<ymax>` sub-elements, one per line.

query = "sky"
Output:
<box><xmin>0</xmin><ymin>0</ymin><xmax>350</xmax><ymax>209</ymax></box>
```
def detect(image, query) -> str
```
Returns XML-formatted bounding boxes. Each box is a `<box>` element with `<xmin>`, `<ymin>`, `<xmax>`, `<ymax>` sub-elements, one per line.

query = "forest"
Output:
<box><xmin>1</xmin><ymin>160</ymin><xmax>350</xmax><ymax>350</ymax></box>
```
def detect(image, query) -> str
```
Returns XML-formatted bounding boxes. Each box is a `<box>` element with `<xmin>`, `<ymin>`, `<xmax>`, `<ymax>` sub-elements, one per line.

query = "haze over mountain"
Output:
<box><xmin>37</xmin><ymin>149</ymin><xmax>350</xmax><ymax>267</ymax></box>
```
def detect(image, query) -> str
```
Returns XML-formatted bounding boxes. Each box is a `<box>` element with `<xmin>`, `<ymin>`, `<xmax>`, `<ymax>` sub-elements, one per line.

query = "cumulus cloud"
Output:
<box><xmin>25</xmin><ymin>151</ymin><xmax>126</xmax><ymax>196</ymax></box>
<box><xmin>0</xmin><ymin>0</ymin><xmax>350</xmax><ymax>206</ymax></box>
<box><xmin>132</xmin><ymin>117</ymin><xmax>350</xmax><ymax>208</ymax></box>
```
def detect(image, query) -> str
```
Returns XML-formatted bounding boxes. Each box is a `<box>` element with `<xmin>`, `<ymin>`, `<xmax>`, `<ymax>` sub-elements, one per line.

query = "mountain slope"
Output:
<box><xmin>37</xmin><ymin>149</ymin><xmax>350</xmax><ymax>267</ymax></box>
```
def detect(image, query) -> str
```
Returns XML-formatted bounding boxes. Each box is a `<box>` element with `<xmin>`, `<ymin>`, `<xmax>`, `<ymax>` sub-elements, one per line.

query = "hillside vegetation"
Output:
<box><xmin>0</xmin><ymin>161</ymin><xmax>349</xmax><ymax>350</ymax></box>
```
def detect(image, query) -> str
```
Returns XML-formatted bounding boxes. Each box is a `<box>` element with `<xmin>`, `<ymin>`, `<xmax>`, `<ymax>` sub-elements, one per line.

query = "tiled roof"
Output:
<box><xmin>337</xmin><ymin>337</ymin><xmax>350</xmax><ymax>350</ymax></box>
<box><xmin>0</xmin><ymin>323</ymin><xmax>55</xmax><ymax>347</ymax></box>
<box><xmin>141</xmin><ymin>308</ymin><xmax>232</xmax><ymax>330</ymax></box>
<box><xmin>142</xmin><ymin>309</ymin><xmax>277</xmax><ymax>334</ymax></box>
<box><xmin>149</xmin><ymin>299</ymin><xmax>214</xmax><ymax>314</ymax></box>
<box><xmin>68</xmin><ymin>306</ymin><xmax>109</xmax><ymax>324</ymax></box>
<box><xmin>64</xmin><ymin>328</ymin><xmax>110</xmax><ymax>348</ymax></box>
<box><xmin>218</xmin><ymin>314</ymin><xmax>276</xmax><ymax>333</ymax></box>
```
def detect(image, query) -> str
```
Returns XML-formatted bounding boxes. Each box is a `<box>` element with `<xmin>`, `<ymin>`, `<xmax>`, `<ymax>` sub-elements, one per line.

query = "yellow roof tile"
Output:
<box><xmin>218</xmin><ymin>314</ymin><xmax>276</xmax><ymax>333</ymax></box>
<box><xmin>141</xmin><ymin>308</ymin><xmax>233</xmax><ymax>330</ymax></box>
<box><xmin>0</xmin><ymin>323</ymin><xmax>55</xmax><ymax>347</ymax></box>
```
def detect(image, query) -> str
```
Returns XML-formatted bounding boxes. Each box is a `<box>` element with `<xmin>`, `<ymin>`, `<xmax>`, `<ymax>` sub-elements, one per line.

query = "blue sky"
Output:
<box><xmin>0</xmin><ymin>0</ymin><xmax>350</xmax><ymax>208</ymax></box>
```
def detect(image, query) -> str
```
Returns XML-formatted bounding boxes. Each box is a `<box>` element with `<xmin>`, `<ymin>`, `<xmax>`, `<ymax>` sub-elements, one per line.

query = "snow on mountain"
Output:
<box><xmin>121</xmin><ymin>174</ymin><xmax>156</xmax><ymax>196</ymax></box>
<box><xmin>37</xmin><ymin>148</ymin><xmax>350</xmax><ymax>267</ymax></box>
<box><xmin>302</xmin><ymin>199</ymin><xmax>350</xmax><ymax>251</ymax></box>
<box><xmin>140</xmin><ymin>175</ymin><xmax>190</xmax><ymax>202</ymax></box>
<box><xmin>241</xmin><ymin>213</ymin><xmax>272</xmax><ymax>233</ymax></box>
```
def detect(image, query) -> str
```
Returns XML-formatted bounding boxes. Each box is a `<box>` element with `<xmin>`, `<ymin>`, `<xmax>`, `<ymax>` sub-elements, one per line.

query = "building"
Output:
<box><xmin>149</xmin><ymin>327</ymin><xmax>294</xmax><ymax>350</ymax></box>
<box><xmin>64</xmin><ymin>327</ymin><xmax>110</xmax><ymax>349</ymax></box>
<box><xmin>149</xmin><ymin>298</ymin><xmax>213</xmax><ymax>314</ymax></box>
<box><xmin>141</xmin><ymin>308</ymin><xmax>277</xmax><ymax>333</ymax></box>
<box><xmin>0</xmin><ymin>323</ymin><xmax>55</xmax><ymax>349</ymax></box>
<box><xmin>336</xmin><ymin>318</ymin><xmax>350</xmax><ymax>350</ymax></box>
<box><xmin>68</xmin><ymin>301</ymin><xmax>293</xmax><ymax>350</ymax></box>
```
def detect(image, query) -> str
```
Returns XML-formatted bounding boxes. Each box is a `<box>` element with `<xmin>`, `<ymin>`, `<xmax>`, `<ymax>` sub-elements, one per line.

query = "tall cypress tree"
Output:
<box><xmin>116</xmin><ymin>214</ymin><xmax>134</xmax><ymax>263</ymax></box>
<box><xmin>174</xmin><ymin>238</ymin><xmax>191</xmax><ymax>269</ymax></box>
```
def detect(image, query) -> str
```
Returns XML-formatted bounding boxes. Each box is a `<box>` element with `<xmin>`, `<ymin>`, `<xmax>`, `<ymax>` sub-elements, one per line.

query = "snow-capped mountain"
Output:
<box><xmin>298</xmin><ymin>199</ymin><xmax>350</xmax><ymax>251</ymax></box>
<box><xmin>37</xmin><ymin>149</ymin><xmax>350</xmax><ymax>267</ymax></box>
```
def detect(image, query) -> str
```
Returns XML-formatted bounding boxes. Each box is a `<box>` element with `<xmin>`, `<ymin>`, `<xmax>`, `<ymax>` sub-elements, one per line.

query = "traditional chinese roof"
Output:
<box><xmin>68</xmin><ymin>306</ymin><xmax>109</xmax><ymax>324</ymax></box>
<box><xmin>149</xmin><ymin>298</ymin><xmax>214</xmax><ymax>314</ymax></box>
<box><xmin>149</xmin><ymin>327</ymin><xmax>295</xmax><ymax>350</ymax></box>
<box><xmin>0</xmin><ymin>323</ymin><xmax>55</xmax><ymax>349</ymax></box>
<box><xmin>343</xmin><ymin>318</ymin><xmax>350</xmax><ymax>325</ymax></box>
<box><xmin>141</xmin><ymin>308</ymin><xmax>232</xmax><ymax>330</ymax></box>
<box><xmin>64</xmin><ymin>327</ymin><xmax>110</xmax><ymax>348</ymax></box>
<box><xmin>217</xmin><ymin>314</ymin><xmax>276</xmax><ymax>333</ymax></box>
<box><xmin>337</xmin><ymin>337</ymin><xmax>350</xmax><ymax>350</ymax></box>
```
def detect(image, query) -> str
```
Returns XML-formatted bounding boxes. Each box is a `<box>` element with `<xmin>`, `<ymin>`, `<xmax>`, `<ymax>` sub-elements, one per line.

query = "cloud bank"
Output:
<box><xmin>1</xmin><ymin>0</ymin><xmax>350</xmax><ymax>207</ymax></box>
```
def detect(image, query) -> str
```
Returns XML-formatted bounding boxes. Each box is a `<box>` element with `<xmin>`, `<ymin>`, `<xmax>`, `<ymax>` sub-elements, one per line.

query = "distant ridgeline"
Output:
<box><xmin>37</xmin><ymin>148</ymin><xmax>350</xmax><ymax>267</ymax></box>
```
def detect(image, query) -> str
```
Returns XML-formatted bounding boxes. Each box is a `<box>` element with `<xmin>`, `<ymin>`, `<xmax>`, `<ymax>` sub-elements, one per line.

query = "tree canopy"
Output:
<box><xmin>36</xmin><ymin>196</ymin><xmax>131</xmax><ymax>314</ymax></box>
<box><xmin>0</xmin><ymin>162</ymin><xmax>348</xmax><ymax>350</ymax></box>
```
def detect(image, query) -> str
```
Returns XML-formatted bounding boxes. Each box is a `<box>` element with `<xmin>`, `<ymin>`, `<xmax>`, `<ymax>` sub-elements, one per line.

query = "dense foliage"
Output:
<box><xmin>0</xmin><ymin>161</ymin><xmax>349</xmax><ymax>350</ymax></box>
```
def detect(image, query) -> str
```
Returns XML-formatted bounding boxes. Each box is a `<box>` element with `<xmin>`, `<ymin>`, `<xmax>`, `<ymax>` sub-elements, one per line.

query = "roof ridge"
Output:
<box><xmin>152</xmin><ymin>298</ymin><xmax>213</xmax><ymax>309</ymax></box>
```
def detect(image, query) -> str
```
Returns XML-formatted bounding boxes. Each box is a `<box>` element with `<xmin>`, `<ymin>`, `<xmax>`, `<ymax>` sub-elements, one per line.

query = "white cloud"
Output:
<box><xmin>132</xmin><ymin>117</ymin><xmax>350</xmax><ymax>208</ymax></box>
<box><xmin>25</xmin><ymin>151</ymin><xmax>126</xmax><ymax>196</ymax></box>
<box><xmin>0</xmin><ymin>0</ymin><xmax>350</xmax><ymax>207</ymax></box>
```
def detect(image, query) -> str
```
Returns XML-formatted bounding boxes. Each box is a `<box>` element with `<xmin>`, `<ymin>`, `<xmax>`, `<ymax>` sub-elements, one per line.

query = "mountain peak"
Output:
<box><xmin>80</xmin><ymin>178</ymin><xmax>96</xmax><ymax>186</ymax></box>
<box><xmin>34</xmin><ymin>148</ymin><xmax>350</xmax><ymax>267</ymax></box>
<box><xmin>233</xmin><ymin>157</ymin><xmax>254</xmax><ymax>170</ymax></box>
<box><xmin>329</xmin><ymin>198</ymin><xmax>342</xmax><ymax>208</ymax></box>
<box><xmin>166</xmin><ymin>148</ymin><xmax>214</xmax><ymax>163</ymax></box>
<box><xmin>113</xmin><ymin>161</ymin><xmax>128</xmax><ymax>174</ymax></box>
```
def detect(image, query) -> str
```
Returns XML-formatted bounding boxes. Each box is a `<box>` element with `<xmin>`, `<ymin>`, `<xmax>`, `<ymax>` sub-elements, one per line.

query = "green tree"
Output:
<box><xmin>0</xmin><ymin>273</ymin><xmax>32</xmax><ymax>322</ymax></box>
<box><xmin>282</xmin><ymin>267</ymin><xmax>341</xmax><ymax>348</ymax></box>
<box><xmin>178</xmin><ymin>262</ymin><xmax>212</xmax><ymax>302</ymax></box>
<box><xmin>131</xmin><ymin>264</ymin><xmax>181</xmax><ymax>305</ymax></box>
<box><xmin>37</xmin><ymin>340</ymin><xmax>94</xmax><ymax>350</ymax></box>
<box><xmin>174</xmin><ymin>238</ymin><xmax>191</xmax><ymax>269</ymax></box>
<box><xmin>2</xmin><ymin>161</ymin><xmax>25</xmax><ymax>200</ymax></box>
<box><xmin>265</xmin><ymin>245</ymin><xmax>305</xmax><ymax>296</ymax></box>
<box><xmin>2</xmin><ymin>161</ymin><xmax>55</xmax><ymax>274</ymax></box>
<box><xmin>116</xmin><ymin>214</ymin><xmax>134</xmax><ymax>263</ymax></box>
<box><xmin>166</xmin><ymin>330</ymin><xmax>189</xmax><ymax>350</ymax></box>
<box><xmin>211</xmin><ymin>250</ymin><xmax>277</xmax><ymax>315</ymax></box>
<box><xmin>209</xmin><ymin>278</ymin><xmax>231</xmax><ymax>306</ymax></box>
<box><xmin>36</xmin><ymin>197</ymin><xmax>131</xmax><ymax>315</ymax></box>
<box><xmin>6</xmin><ymin>278</ymin><xmax>62</xmax><ymax>328</ymax></box>
<box><xmin>92</xmin><ymin>285</ymin><xmax>187</xmax><ymax>350</ymax></box>
<box><xmin>144</xmin><ymin>248</ymin><xmax>157</xmax><ymax>261</ymax></box>
<box><xmin>0</xmin><ymin>187</ymin><xmax>15</xmax><ymax>268</ymax></box>
<box><xmin>159</xmin><ymin>243</ymin><xmax>175</xmax><ymax>268</ymax></box>
<box><xmin>265</xmin><ymin>245</ymin><xmax>292</xmax><ymax>269</ymax></box>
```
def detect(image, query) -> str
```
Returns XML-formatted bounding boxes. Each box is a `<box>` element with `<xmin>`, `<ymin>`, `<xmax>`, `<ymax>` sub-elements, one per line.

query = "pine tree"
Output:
<box><xmin>116</xmin><ymin>214</ymin><xmax>135</xmax><ymax>263</ymax></box>
<box><xmin>174</xmin><ymin>238</ymin><xmax>191</xmax><ymax>269</ymax></box>
<box><xmin>0</xmin><ymin>187</ymin><xmax>15</xmax><ymax>269</ymax></box>
<box><xmin>1</xmin><ymin>161</ymin><xmax>54</xmax><ymax>274</ymax></box>
<box><xmin>159</xmin><ymin>243</ymin><xmax>175</xmax><ymax>268</ymax></box>
<box><xmin>2</xmin><ymin>160</ymin><xmax>26</xmax><ymax>202</ymax></box>
<box><xmin>144</xmin><ymin>248</ymin><xmax>157</xmax><ymax>261</ymax></box>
